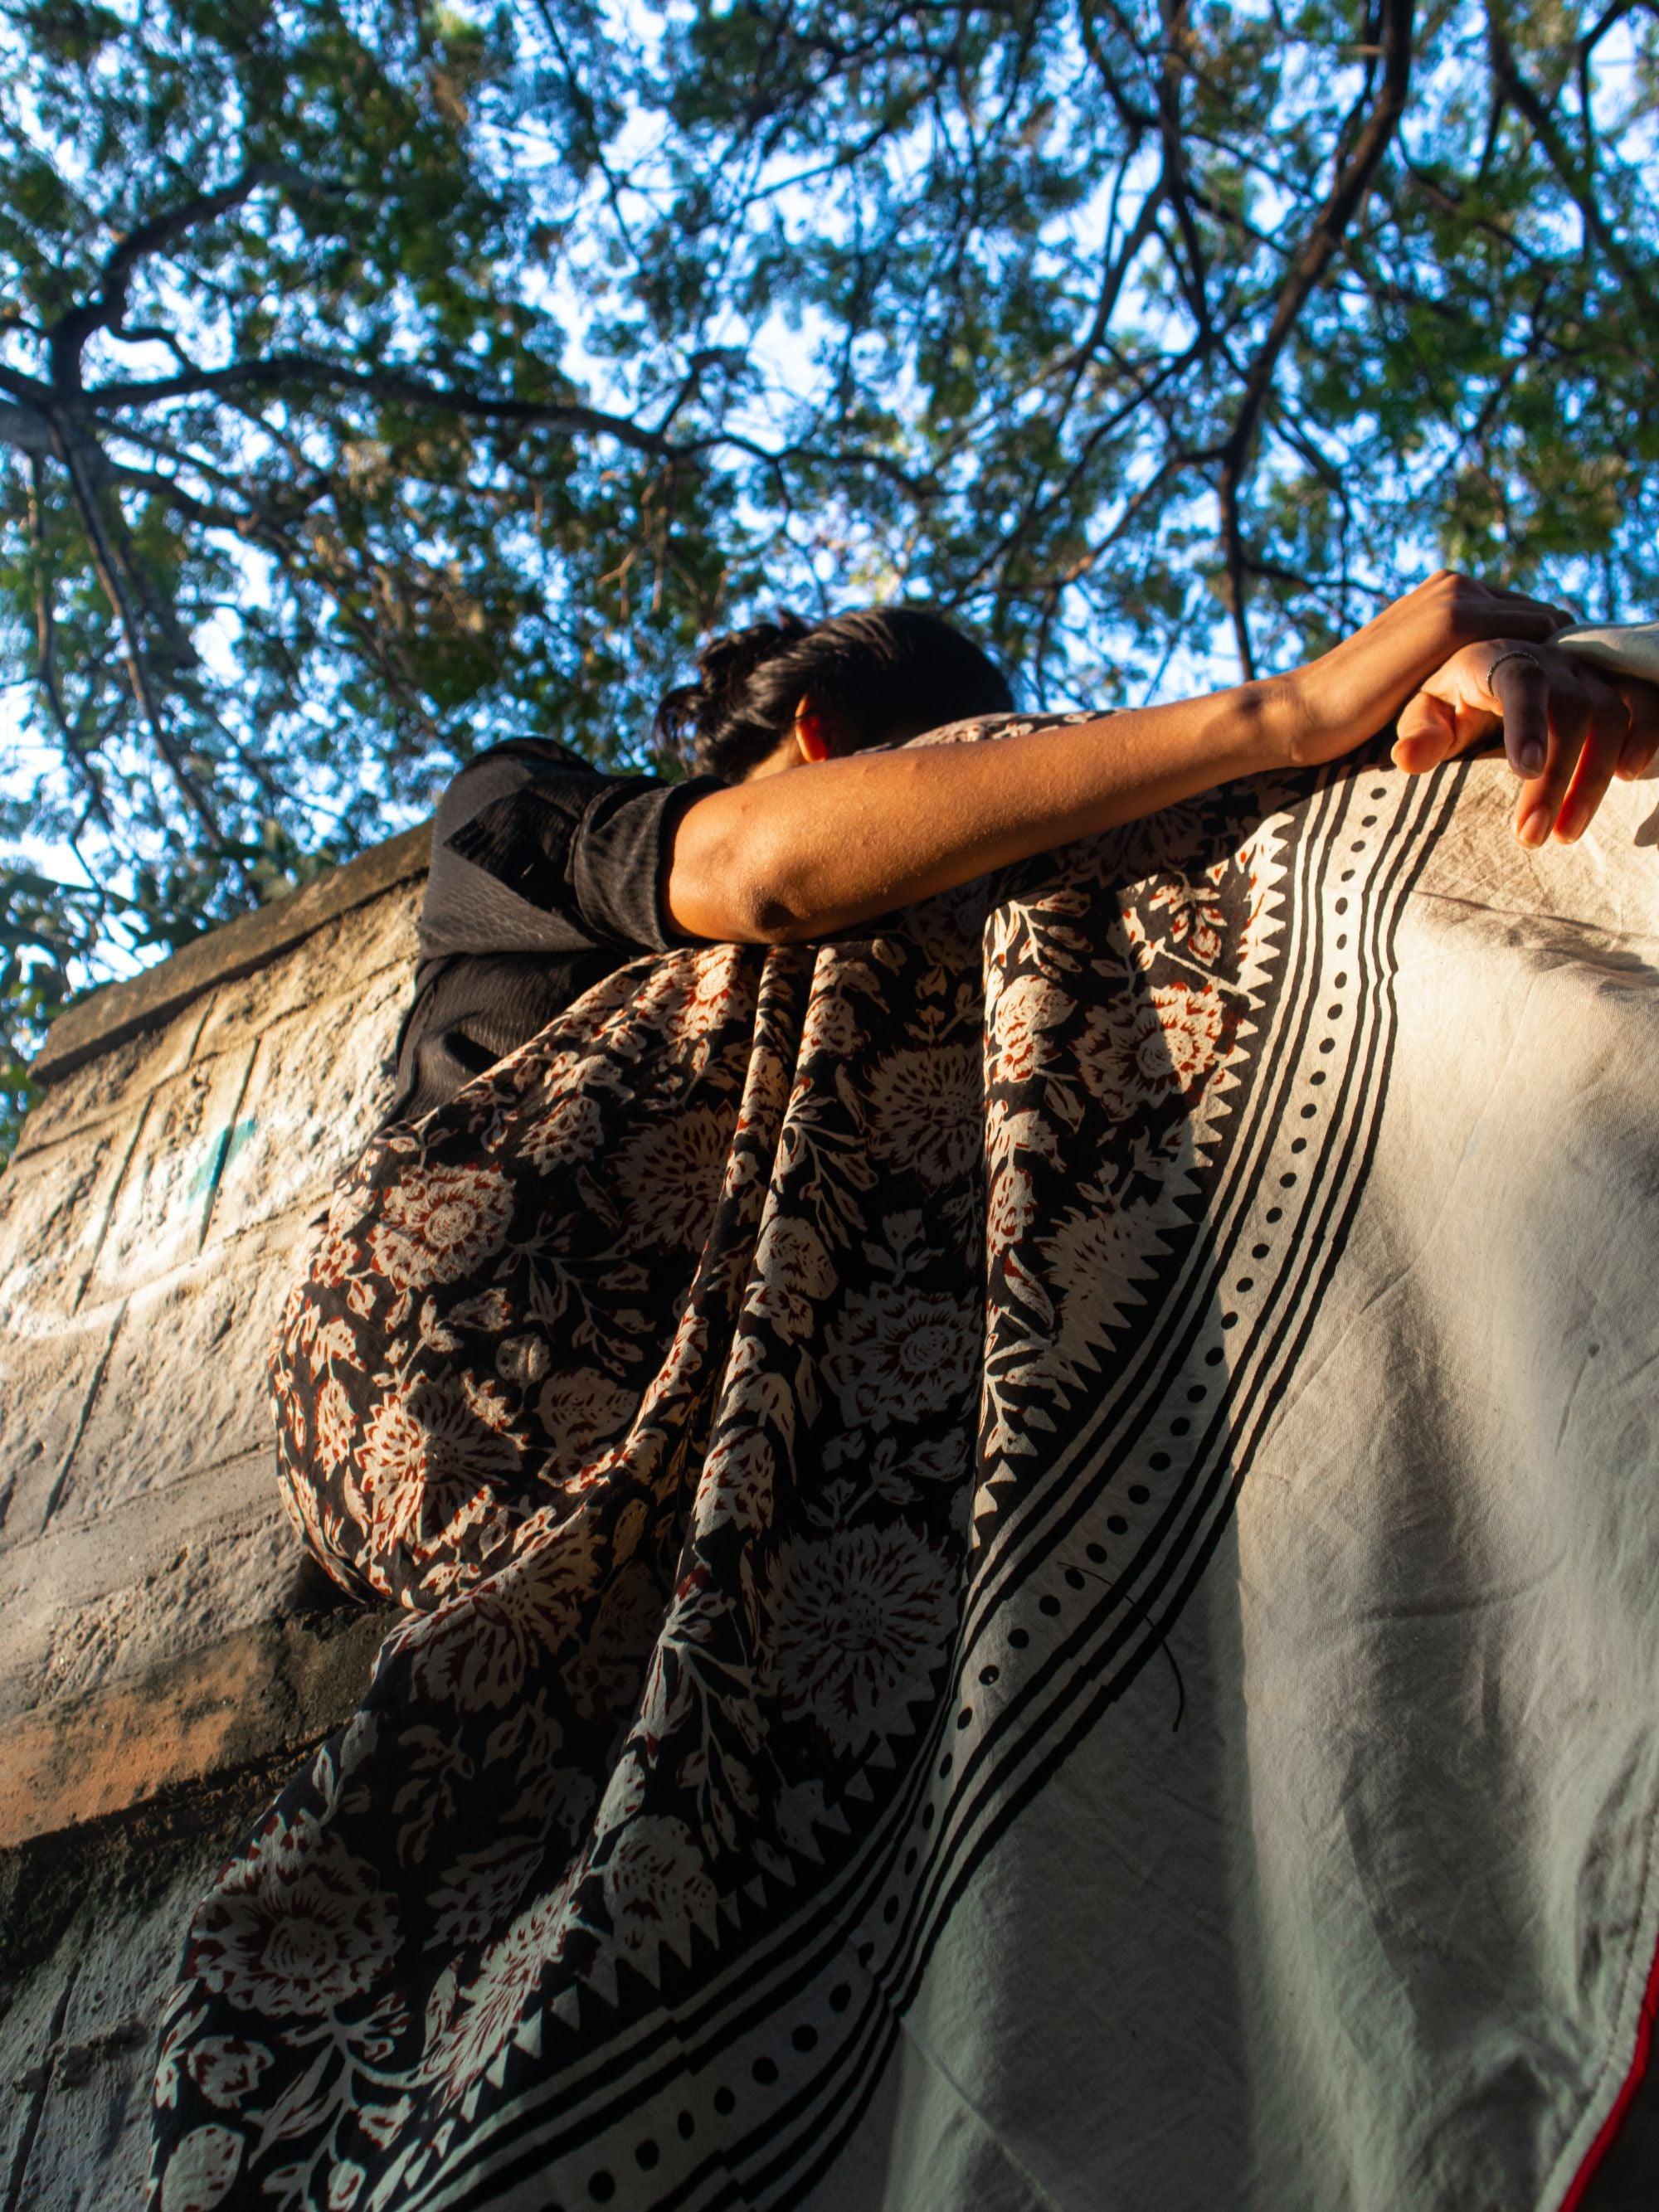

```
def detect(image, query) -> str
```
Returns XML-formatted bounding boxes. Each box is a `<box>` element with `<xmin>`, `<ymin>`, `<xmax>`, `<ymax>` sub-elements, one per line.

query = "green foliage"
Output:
<box><xmin>4</xmin><ymin>0</ymin><xmax>1659</xmax><ymax>1155</ymax></box>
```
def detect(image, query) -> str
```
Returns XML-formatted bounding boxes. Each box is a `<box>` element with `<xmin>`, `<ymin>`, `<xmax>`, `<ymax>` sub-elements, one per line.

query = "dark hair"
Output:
<box><xmin>655</xmin><ymin>605</ymin><xmax>1014</xmax><ymax>780</ymax></box>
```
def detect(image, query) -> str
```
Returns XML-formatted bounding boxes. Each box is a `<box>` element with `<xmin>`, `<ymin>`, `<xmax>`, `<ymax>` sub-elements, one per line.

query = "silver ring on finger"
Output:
<box><xmin>1486</xmin><ymin>646</ymin><xmax>1547</xmax><ymax>685</ymax></box>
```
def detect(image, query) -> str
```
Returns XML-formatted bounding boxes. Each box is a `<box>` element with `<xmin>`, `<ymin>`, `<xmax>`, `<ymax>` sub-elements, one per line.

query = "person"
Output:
<box><xmin>153</xmin><ymin>568</ymin><xmax>1659</xmax><ymax>2212</ymax></box>
<box><xmin>387</xmin><ymin>572</ymin><xmax>1659</xmax><ymax>1126</ymax></box>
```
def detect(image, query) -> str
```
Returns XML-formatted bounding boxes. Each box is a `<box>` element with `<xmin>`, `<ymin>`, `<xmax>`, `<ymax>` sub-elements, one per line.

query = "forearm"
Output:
<box><xmin>664</xmin><ymin>676</ymin><xmax>1296</xmax><ymax>944</ymax></box>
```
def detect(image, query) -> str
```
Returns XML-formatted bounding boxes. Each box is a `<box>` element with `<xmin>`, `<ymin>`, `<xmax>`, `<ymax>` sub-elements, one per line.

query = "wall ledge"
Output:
<box><xmin>0</xmin><ymin>1607</ymin><xmax>392</xmax><ymax>1850</ymax></box>
<box><xmin>32</xmin><ymin>823</ymin><xmax>432</xmax><ymax>1086</ymax></box>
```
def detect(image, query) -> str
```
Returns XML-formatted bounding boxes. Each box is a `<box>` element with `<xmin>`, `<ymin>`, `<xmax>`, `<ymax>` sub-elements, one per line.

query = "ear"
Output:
<box><xmin>792</xmin><ymin>694</ymin><xmax>834</xmax><ymax>764</ymax></box>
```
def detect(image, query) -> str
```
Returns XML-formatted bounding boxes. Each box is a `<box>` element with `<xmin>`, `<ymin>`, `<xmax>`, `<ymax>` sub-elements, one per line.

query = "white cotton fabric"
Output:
<box><xmin>811</xmin><ymin>743</ymin><xmax>1659</xmax><ymax>2211</ymax></box>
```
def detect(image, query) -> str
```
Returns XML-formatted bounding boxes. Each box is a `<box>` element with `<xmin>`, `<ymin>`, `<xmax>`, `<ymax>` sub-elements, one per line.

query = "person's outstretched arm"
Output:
<box><xmin>665</xmin><ymin>571</ymin><xmax>1659</xmax><ymax>946</ymax></box>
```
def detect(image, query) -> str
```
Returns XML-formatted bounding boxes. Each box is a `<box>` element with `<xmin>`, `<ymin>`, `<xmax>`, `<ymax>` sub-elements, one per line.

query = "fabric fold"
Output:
<box><xmin>148</xmin><ymin>713</ymin><xmax>1659</xmax><ymax>2212</ymax></box>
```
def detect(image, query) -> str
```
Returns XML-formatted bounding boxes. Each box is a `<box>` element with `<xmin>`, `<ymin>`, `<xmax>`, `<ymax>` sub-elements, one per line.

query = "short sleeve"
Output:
<box><xmin>422</xmin><ymin>741</ymin><xmax>724</xmax><ymax>960</ymax></box>
<box><xmin>569</xmin><ymin>774</ymin><xmax>726</xmax><ymax>948</ymax></box>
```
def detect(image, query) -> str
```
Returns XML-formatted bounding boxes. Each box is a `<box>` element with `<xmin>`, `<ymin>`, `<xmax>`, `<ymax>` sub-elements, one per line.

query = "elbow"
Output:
<box><xmin>749</xmin><ymin>897</ymin><xmax>815</xmax><ymax>946</ymax></box>
<box><xmin>710</xmin><ymin>817</ymin><xmax>819</xmax><ymax>944</ymax></box>
<box><xmin>668</xmin><ymin>790</ymin><xmax>828</xmax><ymax>946</ymax></box>
<box><xmin>737</xmin><ymin>863</ymin><xmax>816</xmax><ymax>946</ymax></box>
<box><xmin>669</xmin><ymin>818</ymin><xmax>811</xmax><ymax>946</ymax></box>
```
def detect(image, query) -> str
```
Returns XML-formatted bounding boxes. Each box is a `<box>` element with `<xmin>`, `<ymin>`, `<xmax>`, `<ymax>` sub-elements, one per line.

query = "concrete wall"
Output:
<box><xmin>0</xmin><ymin>829</ymin><xmax>429</xmax><ymax>2210</ymax></box>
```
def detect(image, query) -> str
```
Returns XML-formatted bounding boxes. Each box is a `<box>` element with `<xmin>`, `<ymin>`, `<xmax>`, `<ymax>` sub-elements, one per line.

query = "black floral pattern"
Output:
<box><xmin>149</xmin><ymin>714</ymin><xmax>1287</xmax><ymax>2210</ymax></box>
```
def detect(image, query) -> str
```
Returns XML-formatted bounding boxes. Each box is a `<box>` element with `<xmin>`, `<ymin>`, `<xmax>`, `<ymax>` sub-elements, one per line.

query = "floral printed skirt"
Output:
<box><xmin>148</xmin><ymin>718</ymin><xmax>1659</xmax><ymax>2212</ymax></box>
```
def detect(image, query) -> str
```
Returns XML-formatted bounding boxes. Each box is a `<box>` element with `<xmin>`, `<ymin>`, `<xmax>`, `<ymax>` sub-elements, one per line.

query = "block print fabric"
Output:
<box><xmin>148</xmin><ymin>714</ymin><xmax>1659</xmax><ymax>2211</ymax></box>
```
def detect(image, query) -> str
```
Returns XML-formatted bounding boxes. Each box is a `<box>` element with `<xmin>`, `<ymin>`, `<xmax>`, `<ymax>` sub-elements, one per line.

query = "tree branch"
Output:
<box><xmin>48</xmin><ymin>421</ymin><xmax>230</xmax><ymax>853</ymax></box>
<box><xmin>0</xmin><ymin>400</ymin><xmax>52</xmax><ymax>458</ymax></box>
<box><xmin>1155</xmin><ymin>0</ymin><xmax>1216</xmax><ymax>350</ymax></box>
<box><xmin>46</xmin><ymin>166</ymin><xmax>338</xmax><ymax>391</ymax></box>
<box><xmin>76</xmin><ymin>352</ymin><xmax>690</xmax><ymax>457</ymax></box>
<box><xmin>1486</xmin><ymin>1</ymin><xmax>1659</xmax><ymax>323</ymax></box>
<box><xmin>1216</xmin><ymin>0</ymin><xmax>1414</xmax><ymax>673</ymax></box>
<box><xmin>25</xmin><ymin>456</ymin><xmax>114</xmax><ymax>831</ymax></box>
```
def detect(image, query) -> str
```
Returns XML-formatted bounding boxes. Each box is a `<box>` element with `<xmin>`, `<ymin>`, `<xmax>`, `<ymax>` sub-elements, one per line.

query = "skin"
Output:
<box><xmin>664</xmin><ymin>571</ymin><xmax>1659</xmax><ymax>946</ymax></box>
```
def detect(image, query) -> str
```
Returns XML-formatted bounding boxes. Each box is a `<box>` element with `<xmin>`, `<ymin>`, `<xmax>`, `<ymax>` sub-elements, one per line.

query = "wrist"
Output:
<box><xmin>1229</xmin><ymin>672</ymin><xmax>1309</xmax><ymax>775</ymax></box>
<box><xmin>1266</xmin><ymin>659</ymin><xmax>1367</xmax><ymax>771</ymax></box>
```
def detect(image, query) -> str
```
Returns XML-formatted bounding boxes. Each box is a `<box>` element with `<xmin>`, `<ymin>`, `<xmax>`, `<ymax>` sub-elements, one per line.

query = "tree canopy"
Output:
<box><xmin>5</xmin><ymin>0</ymin><xmax>1659</xmax><ymax>1151</ymax></box>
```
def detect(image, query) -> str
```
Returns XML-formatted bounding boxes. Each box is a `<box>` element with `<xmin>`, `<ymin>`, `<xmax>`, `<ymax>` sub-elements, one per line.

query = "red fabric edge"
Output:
<box><xmin>1559</xmin><ymin>1921</ymin><xmax>1659</xmax><ymax>2211</ymax></box>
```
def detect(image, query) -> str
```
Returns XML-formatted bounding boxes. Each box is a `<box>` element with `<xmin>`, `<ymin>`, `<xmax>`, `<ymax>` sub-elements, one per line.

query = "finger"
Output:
<box><xmin>1437</xmin><ymin>574</ymin><xmax>1584</xmax><ymax>661</ymax></box>
<box><xmin>1454</xmin><ymin>600</ymin><xmax>1566</xmax><ymax>649</ymax></box>
<box><xmin>1462</xmin><ymin>576</ymin><xmax>1581</xmax><ymax>630</ymax></box>
<box><xmin>1454</xmin><ymin>698</ymin><xmax>1504</xmax><ymax>756</ymax></box>
<box><xmin>1488</xmin><ymin>653</ymin><xmax>1551</xmax><ymax>780</ymax></box>
<box><xmin>1554</xmin><ymin>673</ymin><xmax>1629</xmax><ymax>843</ymax></box>
<box><xmin>1479</xmin><ymin>581</ymin><xmax>1581</xmax><ymax>632</ymax></box>
<box><xmin>1392</xmin><ymin>691</ymin><xmax>1458</xmax><ymax>772</ymax></box>
<box><xmin>1442</xmin><ymin>698</ymin><xmax>1505</xmax><ymax>762</ymax></box>
<box><xmin>1616</xmin><ymin>679</ymin><xmax>1659</xmax><ymax>779</ymax></box>
<box><xmin>1515</xmin><ymin>668</ymin><xmax>1593</xmax><ymax>848</ymax></box>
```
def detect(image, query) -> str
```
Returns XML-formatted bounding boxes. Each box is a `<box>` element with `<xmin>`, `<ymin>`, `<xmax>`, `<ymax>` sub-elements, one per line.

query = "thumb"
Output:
<box><xmin>1391</xmin><ymin>690</ymin><xmax>1458</xmax><ymax>774</ymax></box>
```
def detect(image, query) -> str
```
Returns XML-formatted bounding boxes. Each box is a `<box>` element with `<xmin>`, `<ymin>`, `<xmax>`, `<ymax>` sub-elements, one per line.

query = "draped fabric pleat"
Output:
<box><xmin>148</xmin><ymin>715</ymin><xmax>1659</xmax><ymax>2212</ymax></box>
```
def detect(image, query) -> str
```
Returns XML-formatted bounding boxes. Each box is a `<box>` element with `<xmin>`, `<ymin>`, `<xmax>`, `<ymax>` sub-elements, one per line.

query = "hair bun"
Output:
<box><xmin>655</xmin><ymin>611</ymin><xmax>812</xmax><ymax>764</ymax></box>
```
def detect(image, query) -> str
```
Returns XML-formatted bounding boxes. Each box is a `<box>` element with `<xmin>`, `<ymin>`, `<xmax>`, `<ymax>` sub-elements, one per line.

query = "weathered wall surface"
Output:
<box><xmin>0</xmin><ymin>828</ymin><xmax>428</xmax><ymax>2210</ymax></box>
